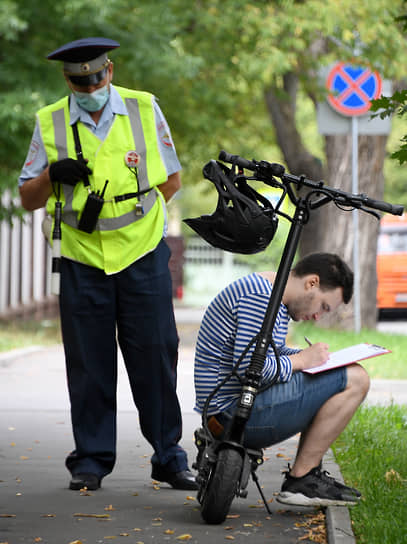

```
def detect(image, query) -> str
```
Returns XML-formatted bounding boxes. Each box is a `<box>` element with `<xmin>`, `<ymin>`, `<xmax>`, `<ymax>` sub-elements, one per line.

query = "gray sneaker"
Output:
<box><xmin>277</xmin><ymin>466</ymin><xmax>361</xmax><ymax>507</ymax></box>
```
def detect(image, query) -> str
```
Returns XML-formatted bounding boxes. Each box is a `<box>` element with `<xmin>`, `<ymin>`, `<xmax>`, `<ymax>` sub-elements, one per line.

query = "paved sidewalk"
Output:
<box><xmin>1</xmin><ymin>311</ymin><xmax>405</xmax><ymax>544</ymax></box>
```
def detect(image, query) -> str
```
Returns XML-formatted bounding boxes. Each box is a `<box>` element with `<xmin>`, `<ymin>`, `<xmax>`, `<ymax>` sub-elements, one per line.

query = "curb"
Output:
<box><xmin>324</xmin><ymin>449</ymin><xmax>356</xmax><ymax>544</ymax></box>
<box><xmin>326</xmin><ymin>506</ymin><xmax>356</xmax><ymax>544</ymax></box>
<box><xmin>0</xmin><ymin>345</ymin><xmax>44</xmax><ymax>366</ymax></box>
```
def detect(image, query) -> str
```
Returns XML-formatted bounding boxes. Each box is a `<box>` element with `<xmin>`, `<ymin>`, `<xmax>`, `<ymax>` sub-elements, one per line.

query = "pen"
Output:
<box><xmin>304</xmin><ymin>336</ymin><xmax>313</xmax><ymax>346</ymax></box>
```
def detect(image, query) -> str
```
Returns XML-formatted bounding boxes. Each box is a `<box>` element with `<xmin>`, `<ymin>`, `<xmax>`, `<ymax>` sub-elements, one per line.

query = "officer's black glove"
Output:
<box><xmin>49</xmin><ymin>158</ymin><xmax>92</xmax><ymax>186</ymax></box>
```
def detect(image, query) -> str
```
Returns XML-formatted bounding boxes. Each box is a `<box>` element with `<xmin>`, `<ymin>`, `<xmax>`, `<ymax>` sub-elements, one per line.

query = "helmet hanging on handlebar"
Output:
<box><xmin>184</xmin><ymin>160</ymin><xmax>278</xmax><ymax>254</ymax></box>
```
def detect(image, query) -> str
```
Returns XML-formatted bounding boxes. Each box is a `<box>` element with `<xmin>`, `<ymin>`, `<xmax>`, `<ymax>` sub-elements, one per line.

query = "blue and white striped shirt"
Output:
<box><xmin>194</xmin><ymin>273</ymin><xmax>300</xmax><ymax>415</ymax></box>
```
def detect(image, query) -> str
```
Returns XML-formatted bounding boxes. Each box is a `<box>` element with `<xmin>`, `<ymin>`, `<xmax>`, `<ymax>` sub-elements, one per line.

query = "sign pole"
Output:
<box><xmin>322</xmin><ymin>62</ymin><xmax>385</xmax><ymax>332</ymax></box>
<box><xmin>352</xmin><ymin>116</ymin><xmax>361</xmax><ymax>332</ymax></box>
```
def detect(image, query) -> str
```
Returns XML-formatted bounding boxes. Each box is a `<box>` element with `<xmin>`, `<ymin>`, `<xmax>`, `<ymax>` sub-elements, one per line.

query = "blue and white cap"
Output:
<box><xmin>47</xmin><ymin>37</ymin><xmax>120</xmax><ymax>85</ymax></box>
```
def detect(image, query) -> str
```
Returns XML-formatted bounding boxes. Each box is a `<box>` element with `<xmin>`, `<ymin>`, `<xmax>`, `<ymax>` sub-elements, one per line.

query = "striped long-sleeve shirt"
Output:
<box><xmin>194</xmin><ymin>272</ymin><xmax>300</xmax><ymax>415</ymax></box>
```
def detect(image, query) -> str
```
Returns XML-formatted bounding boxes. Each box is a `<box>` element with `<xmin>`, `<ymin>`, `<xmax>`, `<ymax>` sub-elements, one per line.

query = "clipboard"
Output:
<box><xmin>303</xmin><ymin>343</ymin><xmax>391</xmax><ymax>375</ymax></box>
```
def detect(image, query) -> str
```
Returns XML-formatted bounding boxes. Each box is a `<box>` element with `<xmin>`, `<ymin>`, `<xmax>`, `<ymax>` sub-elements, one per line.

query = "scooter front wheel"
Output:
<box><xmin>200</xmin><ymin>447</ymin><xmax>243</xmax><ymax>524</ymax></box>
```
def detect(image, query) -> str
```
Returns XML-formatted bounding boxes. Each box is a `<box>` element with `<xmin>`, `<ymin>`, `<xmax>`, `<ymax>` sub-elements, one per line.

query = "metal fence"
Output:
<box><xmin>0</xmin><ymin>192</ymin><xmax>55</xmax><ymax>320</ymax></box>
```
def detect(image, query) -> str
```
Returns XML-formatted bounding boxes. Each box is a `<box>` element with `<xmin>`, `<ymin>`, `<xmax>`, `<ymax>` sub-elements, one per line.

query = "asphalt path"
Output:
<box><xmin>0</xmin><ymin>343</ymin><xmax>329</xmax><ymax>544</ymax></box>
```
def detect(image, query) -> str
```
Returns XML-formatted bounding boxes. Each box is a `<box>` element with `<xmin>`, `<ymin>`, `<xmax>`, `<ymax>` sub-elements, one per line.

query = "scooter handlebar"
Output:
<box><xmin>218</xmin><ymin>150</ymin><xmax>404</xmax><ymax>217</ymax></box>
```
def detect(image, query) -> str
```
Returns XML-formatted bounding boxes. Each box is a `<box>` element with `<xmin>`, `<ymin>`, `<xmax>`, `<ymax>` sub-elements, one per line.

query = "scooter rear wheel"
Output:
<box><xmin>200</xmin><ymin>447</ymin><xmax>243</xmax><ymax>524</ymax></box>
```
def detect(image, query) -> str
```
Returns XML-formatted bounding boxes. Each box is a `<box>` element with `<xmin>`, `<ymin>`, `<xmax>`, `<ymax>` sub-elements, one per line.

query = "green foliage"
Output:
<box><xmin>2</xmin><ymin>0</ymin><xmax>407</xmax><ymax>222</ymax></box>
<box><xmin>333</xmin><ymin>405</ymin><xmax>407</xmax><ymax>543</ymax></box>
<box><xmin>371</xmin><ymin>91</ymin><xmax>407</xmax><ymax>165</ymax></box>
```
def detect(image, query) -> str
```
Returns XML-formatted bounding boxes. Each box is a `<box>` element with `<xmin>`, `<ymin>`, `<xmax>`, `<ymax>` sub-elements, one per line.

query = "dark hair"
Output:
<box><xmin>292</xmin><ymin>253</ymin><xmax>354</xmax><ymax>304</ymax></box>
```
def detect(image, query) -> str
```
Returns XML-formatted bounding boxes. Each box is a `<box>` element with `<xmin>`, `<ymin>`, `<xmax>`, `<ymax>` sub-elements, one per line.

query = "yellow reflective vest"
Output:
<box><xmin>37</xmin><ymin>86</ymin><xmax>168</xmax><ymax>273</ymax></box>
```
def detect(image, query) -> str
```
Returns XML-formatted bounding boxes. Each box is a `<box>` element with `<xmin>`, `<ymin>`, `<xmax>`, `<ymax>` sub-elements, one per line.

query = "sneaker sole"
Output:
<box><xmin>277</xmin><ymin>491</ymin><xmax>360</xmax><ymax>507</ymax></box>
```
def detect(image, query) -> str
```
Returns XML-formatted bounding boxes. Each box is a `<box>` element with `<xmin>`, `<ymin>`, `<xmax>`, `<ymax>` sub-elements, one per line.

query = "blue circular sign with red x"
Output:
<box><xmin>326</xmin><ymin>62</ymin><xmax>382</xmax><ymax>117</ymax></box>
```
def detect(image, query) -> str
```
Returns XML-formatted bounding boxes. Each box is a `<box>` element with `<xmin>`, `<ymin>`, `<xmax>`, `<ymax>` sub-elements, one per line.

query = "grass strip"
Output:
<box><xmin>332</xmin><ymin>404</ymin><xmax>407</xmax><ymax>543</ymax></box>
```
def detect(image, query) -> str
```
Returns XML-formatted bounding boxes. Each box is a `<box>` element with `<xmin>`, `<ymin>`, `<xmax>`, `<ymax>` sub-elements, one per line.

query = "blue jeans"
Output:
<box><xmin>221</xmin><ymin>368</ymin><xmax>347</xmax><ymax>450</ymax></box>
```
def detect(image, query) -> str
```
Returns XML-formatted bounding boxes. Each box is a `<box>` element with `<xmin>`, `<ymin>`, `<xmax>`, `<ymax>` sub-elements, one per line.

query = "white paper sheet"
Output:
<box><xmin>303</xmin><ymin>343</ymin><xmax>390</xmax><ymax>374</ymax></box>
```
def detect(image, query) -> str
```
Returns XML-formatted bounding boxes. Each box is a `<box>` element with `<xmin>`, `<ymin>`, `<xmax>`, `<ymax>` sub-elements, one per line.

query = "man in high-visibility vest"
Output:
<box><xmin>18</xmin><ymin>37</ymin><xmax>196</xmax><ymax>492</ymax></box>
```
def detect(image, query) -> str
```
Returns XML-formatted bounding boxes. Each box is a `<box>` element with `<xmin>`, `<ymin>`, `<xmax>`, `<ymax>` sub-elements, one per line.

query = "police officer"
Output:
<box><xmin>19</xmin><ymin>37</ymin><xmax>197</xmax><ymax>491</ymax></box>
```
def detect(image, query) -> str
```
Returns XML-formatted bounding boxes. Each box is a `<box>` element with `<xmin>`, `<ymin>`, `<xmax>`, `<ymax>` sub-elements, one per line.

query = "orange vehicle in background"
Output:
<box><xmin>377</xmin><ymin>213</ymin><xmax>407</xmax><ymax>315</ymax></box>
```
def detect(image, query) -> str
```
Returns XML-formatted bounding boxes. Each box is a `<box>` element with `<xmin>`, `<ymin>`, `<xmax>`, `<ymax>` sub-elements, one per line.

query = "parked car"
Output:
<box><xmin>377</xmin><ymin>213</ymin><xmax>407</xmax><ymax>316</ymax></box>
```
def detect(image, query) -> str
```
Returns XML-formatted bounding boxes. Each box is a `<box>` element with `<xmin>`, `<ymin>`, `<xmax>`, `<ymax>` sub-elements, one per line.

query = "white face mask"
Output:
<box><xmin>73</xmin><ymin>84</ymin><xmax>110</xmax><ymax>112</ymax></box>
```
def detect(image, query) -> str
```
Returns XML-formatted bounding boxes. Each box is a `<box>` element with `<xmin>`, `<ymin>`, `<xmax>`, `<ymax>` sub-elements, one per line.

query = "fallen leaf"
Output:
<box><xmin>41</xmin><ymin>514</ymin><xmax>56</xmax><ymax>518</ymax></box>
<box><xmin>0</xmin><ymin>514</ymin><xmax>16</xmax><ymax>518</ymax></box>
<box><xmin>20</xmin><ymin>456</ymin><xmax>29</xmax><ymax>460</ymax></box>
<box><xmin>225</xmin><ymin>537</ymin><xmax>235</xmax><ymax>541</ymax></box>
<box><xmin>68</xmin><ymin>541</ymin><xmax>84</xmax><ymax>544</ymax></box>
<box><xmin>73</xmin><ymin>513</ymin><xmax>110</xmax><ymax>518</ymax></box>
<box><xmin>80</xmin><ymin>489</ymin><xmax>92</xmax><ymax>496</ymax></box>
<box><xmin>34</xmin><ymin>539</ymin><xmax>42</xmax><ymax>542</ymax></box>
<box><xmin>185</xmin><ymin>496</ymin><xmax>196</xmax><ymax>501</ymax></box>
<box><xmin>119</xmin><ymin>534</ymin><xmax>129</xmax><ymax>537</ymax></box>
<box><xmin>105</xmin><ymin>505</ymin><xmax>116</xmax><ymax>511</ymax></box>
<box><xmin>385</xmin><ymin>469</ymin><xmax>406</xmax><ymax>483</ymax></box>
<box><xmin>164</xmin><ymin>529</ymin><xmax>175</xmax><ymax>534</ymax></box>
<box><xmin>226</xmin><ymin>514</ymin><xmax>240</xmax><ymax>519</ymax></box>
<box><xmin>176</xmin><ymin>535</ymin><xmax>192</xmax><ymax>541</ymax></box>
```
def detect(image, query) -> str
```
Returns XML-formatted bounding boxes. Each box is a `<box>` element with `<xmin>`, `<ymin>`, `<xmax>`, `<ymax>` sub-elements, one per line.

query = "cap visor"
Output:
<box><xmin>68</xmin><ymin>68</ymin><xmax>107</xmax><ymax>86</ymax></box>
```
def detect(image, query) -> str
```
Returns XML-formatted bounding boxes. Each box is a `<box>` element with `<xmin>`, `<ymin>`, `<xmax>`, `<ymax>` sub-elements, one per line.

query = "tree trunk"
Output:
<box><xmin>318</xmin><ymin>133</ymin><xmax>387</xmax><ymax>329</ymax></box>
<box><xmin>264</xmin><ymin>78</ymin><xmax>388</xmax><ymax>329</ymax></box>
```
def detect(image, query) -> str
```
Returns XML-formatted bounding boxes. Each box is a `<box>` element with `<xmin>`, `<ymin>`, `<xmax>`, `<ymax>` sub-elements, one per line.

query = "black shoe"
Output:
<box><xmin>151</xmin><ymin>465</ymin><xmax>198</xmax><ymax>490</ymax></box>
<box><xmin>277</xmin><ymin>466</ymin><xmax>361</xmax><ymax>507</ymax></box>
<box><xmin>69</xmin><ymin>472</ymin><xmax>101</xmax><ymax>491</ymax></box>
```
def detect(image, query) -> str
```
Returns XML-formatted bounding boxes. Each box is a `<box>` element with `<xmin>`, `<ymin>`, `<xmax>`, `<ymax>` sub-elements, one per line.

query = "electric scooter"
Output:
<box><xmin>191</xmin><ymin>150</ymin><xmax>404</xmax><ymax>524</ymax></box>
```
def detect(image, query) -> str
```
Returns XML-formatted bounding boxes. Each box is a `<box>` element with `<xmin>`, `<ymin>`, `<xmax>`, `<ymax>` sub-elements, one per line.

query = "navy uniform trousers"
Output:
<box><xmin>59</xmin><ymin>239</ymin><xmax>188</xmax><ymax>478</ymax></box>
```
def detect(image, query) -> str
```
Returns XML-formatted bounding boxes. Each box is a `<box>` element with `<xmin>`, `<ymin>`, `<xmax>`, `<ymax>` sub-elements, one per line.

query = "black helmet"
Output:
<box><xmin>184</xmin><ymin>160</ymin><xmax>278</xmax><ymax>254</ymax></box>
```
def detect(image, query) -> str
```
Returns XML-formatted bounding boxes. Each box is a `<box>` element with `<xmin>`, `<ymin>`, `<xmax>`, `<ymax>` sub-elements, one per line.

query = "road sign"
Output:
<box><xmin>326</xmin><ymin>62</ymin><xmax>382</xmax><ymax>117</ymax></box>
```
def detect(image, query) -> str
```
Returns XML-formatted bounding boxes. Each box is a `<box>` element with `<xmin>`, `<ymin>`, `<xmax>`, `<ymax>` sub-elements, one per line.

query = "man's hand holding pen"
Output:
<box><xmin>290</xmin><ymin>336</ymin><xmax>330</xmax><ymax>372</ymax></box>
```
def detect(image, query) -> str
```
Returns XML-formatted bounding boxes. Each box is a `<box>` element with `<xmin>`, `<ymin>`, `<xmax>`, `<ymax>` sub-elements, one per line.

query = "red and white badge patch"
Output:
<box><xmin>25</xmin><ymin>140</ymin><xmax>40</xmax><ymax>167</ymax></box>
<box><xmin>124</xmin><ymin>150</ymin><xmax>141</xmax><ymax>168</ymax></box>
<box><xmin>157</xmin><ymin>121</ymin><xmax>174</xmax><ymax>148</ymax></box>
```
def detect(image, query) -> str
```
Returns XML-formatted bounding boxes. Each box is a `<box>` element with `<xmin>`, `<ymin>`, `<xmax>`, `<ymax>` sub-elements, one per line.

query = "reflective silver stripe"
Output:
<box><xmin>52</xmin><ymin>109</ymin><xmax>68</xmax><ymax>160</ymax></box>
<box><xmin>125</xmin><ymin>97</ymin><xmax>149</xmax><ymax>192</ymax></box>
<box><xmin>61</xmin><ymin>188</ymin><xmax>158</xmax><ymax>231</ymax></box>
<box><xmin>52</xmin><ymin>108</ymin><xmax>76</xmax><ymax>212</ymax></box>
